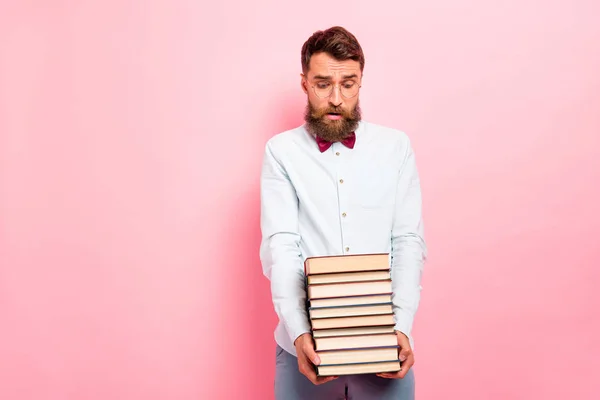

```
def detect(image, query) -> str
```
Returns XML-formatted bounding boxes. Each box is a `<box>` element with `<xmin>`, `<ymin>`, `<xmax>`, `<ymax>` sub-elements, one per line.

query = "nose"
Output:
<box><xmin>329</xmin><ymin>85</ymin><xmax>343</xmax><ymax>107</ymax></box>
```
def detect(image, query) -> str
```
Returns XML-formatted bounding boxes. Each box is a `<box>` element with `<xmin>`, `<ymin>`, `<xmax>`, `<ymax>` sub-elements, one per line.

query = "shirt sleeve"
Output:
<box><xmin>390</xmin><ymin>138</ymin><xmax>427</xmax><ymax>339</ymax></box>
<box><xmin>259</xmin><ymin>141</ymin><xmax>311</xmax><ymax>344</ymax></box>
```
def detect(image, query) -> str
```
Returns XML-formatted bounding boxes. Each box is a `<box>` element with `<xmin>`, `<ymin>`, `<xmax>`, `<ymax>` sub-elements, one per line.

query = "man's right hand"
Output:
<box><xmin>294</xmin><ymin>333</ymin><xmax>338</xmax><ymax>385</ymax></box>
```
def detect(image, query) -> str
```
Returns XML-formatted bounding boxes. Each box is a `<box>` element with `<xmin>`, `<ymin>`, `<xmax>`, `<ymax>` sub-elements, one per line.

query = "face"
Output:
<box><xmin>301</xmin><ymin>52</ymin><xmax>362</xmax><ymax>142</ymax></box>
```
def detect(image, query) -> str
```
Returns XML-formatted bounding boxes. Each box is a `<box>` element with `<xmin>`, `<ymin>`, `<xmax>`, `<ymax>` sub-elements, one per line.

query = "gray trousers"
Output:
<box><xmin>275</xmin><ymin>345</ymin><xmax>415</xmax><ymax>400</ymax></box>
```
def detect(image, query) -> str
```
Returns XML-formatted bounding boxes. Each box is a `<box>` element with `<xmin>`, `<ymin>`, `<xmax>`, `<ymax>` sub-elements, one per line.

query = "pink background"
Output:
<box><xmin>1</xmin><ymin>1</ymin><xmax>599</xmax><ymax>399</ymax></box>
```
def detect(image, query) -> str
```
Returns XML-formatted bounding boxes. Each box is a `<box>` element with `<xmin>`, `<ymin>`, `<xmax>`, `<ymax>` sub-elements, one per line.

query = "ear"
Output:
<box><xmin>300</xmin><ymin>74</ymin><xmax>308</xmax><ymax>94</ymax></box>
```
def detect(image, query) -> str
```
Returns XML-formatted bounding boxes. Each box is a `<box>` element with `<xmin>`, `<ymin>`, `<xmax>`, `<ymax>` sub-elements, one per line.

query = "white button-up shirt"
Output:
<box><xmin>259</xmin><ymin>120</ymin><xmax>427</xmax><ymax>356</ymax></box>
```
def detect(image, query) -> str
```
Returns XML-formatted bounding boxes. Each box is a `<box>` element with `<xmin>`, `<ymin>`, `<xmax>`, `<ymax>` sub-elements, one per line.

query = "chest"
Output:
<box><xmin>285</xmin><ymin>148</ymin><xmax>401</xmax><ymax>209</ymax></box>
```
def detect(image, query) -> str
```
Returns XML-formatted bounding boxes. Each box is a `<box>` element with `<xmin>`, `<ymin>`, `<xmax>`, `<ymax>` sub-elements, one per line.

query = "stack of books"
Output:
<box><xmin>304</xmin><ymin>253</ymin><xmax>401</xmax><ymax>376</ymax></box>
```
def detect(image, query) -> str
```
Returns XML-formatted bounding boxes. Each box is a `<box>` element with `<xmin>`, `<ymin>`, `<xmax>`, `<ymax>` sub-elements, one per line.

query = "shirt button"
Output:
<box><xmin>339</xmin><ymin>179</ymin><xmax>344</xmax><ymax>184</ymax></box>
<box><xmin>336</xmin><ymin>152</ymin><xmax>340</xmax><ymax>156</ymax></box>
<box><xmin>342</xmin><ymin>212</ymin><xmax>347</xmax><ymax>217</ymax></box>
<box><xmin>345</xmin><ymin>247</ymin><xmax>350</xmax><ymax>252</ymax></box>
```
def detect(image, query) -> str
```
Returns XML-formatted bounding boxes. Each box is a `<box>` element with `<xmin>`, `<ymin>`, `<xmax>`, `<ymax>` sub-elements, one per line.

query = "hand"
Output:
<box><xmin>376</xmin><ymin>330</ymin><xmax>414</xmax><ymax>379</ymax></box>
<box><xmin>294</xmin><ymin>333</ymin><xmax>338</xmax><ymax>385</ymax></box>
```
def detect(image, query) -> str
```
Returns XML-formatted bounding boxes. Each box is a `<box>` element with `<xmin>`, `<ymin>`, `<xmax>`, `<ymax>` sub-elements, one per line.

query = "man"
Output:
<box><xmin>259</xmin><ymin>26</ymin><xmax>427</xmax><ymax>400</ymax></box>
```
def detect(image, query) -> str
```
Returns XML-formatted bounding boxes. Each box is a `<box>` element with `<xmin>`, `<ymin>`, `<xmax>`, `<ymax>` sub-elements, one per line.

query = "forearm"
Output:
<box><xmin>262</xmin><ymin>234</ymin><xmax>311</xmax><ymax>343</ymax></box>
<box><xmin>391</xmin><ymin>234</ymin><xmax>425</xmax><ymax>337</ymax></box>
<box><xmin>390</xmin><ymin>137</ymin><xmax>427</xmax><ymax>338</ymax></box>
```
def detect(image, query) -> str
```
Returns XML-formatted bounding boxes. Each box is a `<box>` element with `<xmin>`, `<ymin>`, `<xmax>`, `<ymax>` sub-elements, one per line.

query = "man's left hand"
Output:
<box><xmin>376</xmin><ymin>330</ymin><xmax>414</xmax><ymax>379</ymax></box>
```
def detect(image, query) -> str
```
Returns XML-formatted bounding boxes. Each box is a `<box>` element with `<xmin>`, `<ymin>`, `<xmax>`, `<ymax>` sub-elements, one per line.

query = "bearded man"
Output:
<box><xmin>259</xmin><ymin>26</ymin><xmax>427</xmax><ymax>400</ymax></box>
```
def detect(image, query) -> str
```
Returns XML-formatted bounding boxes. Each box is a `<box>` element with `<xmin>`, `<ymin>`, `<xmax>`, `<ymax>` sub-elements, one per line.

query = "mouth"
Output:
<box><xmin>325</xmin><ymin>112</ymin><xmax>342</xmax><ymax>120</ymax></box>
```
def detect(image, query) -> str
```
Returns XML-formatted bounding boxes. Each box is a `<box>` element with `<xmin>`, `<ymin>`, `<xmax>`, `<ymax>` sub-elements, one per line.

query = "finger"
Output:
<box><xmin>315</xmin><ymin>375</ymin><xmax>338</xmax><ymax>385</ymax></box>
<box><xmin>396</xmin><ymin>355</ymin><xmax>415</xmax><ymax>379</ymax></box>
<box><xmin>398</xmin><ymin>347</ymin><xmax>411</xmax><ymax>363</ymax></box>
<box><xmin>300</xmin><ymin>360</ymin><xmax>337</xmax><ymax>385</ymax></box>
<box><xmin>306</xmin><ymin>370</ymin><xmax>338</xmax><ymax>385</ymax></box>
<box><xmin>377</xmin><ymin>371</ymin><xmax>401</xmax><ymax>379</ymax></box>
<box><xmin>377</xmin><ymin>358</ymin><xmax>414</xmax><ymax>379</ymax></box>
<box><xmin>395</xmin><ymin>331</ymin><xmax>412</xmax><ymax>362</ymax></box>
<box><xmin>304</xmin><ymin>343</ymin><xmax>321</xmax><ymax>365</ymax></box>
<box><xmin>377</xmin><ymin>364</ymin><xmax>403</xmax><ymax>379</ymax></box>
<box><xmin>299</xmin><ymin>361</ymin><xmax>319</xmax><ymax>384</ymax></box>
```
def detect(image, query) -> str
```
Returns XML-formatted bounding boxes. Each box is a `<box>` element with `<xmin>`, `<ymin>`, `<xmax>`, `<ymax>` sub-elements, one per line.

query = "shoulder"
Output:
<box><xmin>360</xmin><ymin>121</ymin><xmax>412</xmax><ymax>152</ymax></box>
<box><xmin>263</xmin><ymin>125</ymin><xmax>308</xmax><ymax>158</ymax></box>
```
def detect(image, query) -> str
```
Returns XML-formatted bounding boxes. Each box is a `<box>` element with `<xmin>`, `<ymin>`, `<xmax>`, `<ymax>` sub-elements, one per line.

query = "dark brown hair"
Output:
<box><xmin>301</xmin><ymin>26</ymin><xmax>365</xmax><ymax>75</ymax></box>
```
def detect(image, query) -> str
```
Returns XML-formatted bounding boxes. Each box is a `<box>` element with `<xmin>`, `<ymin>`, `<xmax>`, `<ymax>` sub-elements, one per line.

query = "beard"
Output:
<box><xmin>304</xmin><ymin>100</ymin><xmax>362</xmax><ymax>143</ymax></box>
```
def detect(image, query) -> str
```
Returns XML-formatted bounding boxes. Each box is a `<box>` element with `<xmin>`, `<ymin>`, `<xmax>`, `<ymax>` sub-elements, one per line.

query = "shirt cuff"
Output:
<box><xmin>286</xmin><ymin>312</ymin><xmax>312</xmax><ymax>345</ymax></box>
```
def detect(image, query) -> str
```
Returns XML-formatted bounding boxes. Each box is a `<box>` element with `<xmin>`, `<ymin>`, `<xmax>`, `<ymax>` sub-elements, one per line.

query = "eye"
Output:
<box><xmin>343</xmin><ymin>81</ymin><xmax>356</xmax><ymax>89</ymax></box>
<box><xmin>316</xmin><ymin>82</ymin><xmax>331</xmax><ymax>89</ymax></box>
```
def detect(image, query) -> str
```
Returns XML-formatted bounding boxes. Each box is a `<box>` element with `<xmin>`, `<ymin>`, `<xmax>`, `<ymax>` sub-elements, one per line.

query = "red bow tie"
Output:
<box><xmin>315</xmin><ymin>133</ymin><xmax>356</xmax><ymax>153</ymax></box>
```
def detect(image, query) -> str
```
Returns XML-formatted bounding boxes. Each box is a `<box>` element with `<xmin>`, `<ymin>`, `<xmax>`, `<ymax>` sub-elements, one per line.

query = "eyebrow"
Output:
<box><xmin>313</xmin><ymin>74</ymin><xmax>358</xmax><ymax>80</ymax></box>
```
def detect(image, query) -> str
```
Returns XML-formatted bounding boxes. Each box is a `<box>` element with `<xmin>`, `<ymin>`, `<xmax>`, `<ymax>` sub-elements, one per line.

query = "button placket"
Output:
<box><xmin>334</xmin><ymin>142</ymin><xmax>350</xmax><ymax>254</ymax></box>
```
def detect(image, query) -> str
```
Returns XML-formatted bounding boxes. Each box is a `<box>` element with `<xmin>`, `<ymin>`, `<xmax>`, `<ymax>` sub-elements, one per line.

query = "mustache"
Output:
<box><xmin>312</xmin><ymin>106</ymin><xmax>353</xmax><ymax>118</ymax></box>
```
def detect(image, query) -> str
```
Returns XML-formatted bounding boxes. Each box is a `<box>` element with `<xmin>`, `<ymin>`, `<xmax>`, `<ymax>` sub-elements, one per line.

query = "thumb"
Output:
<box><xmin>395</xmin><ymin>331</ymin><xmax>411</xmax><ymax>362</ymax></box>
<box><xmin>304</xmin><ymin>341</ymin><xmax>321</xmax><ymax>365</ymax></box>
<box><xmin>399</xmin><ymin>346</ymin><xmax>410</xmax><ymax>362</ymax></box>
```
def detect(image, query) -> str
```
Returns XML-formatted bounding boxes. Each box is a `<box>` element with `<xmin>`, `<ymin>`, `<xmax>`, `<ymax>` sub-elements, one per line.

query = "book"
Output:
<box><xmin>304</xmin><ymin>253</ymin><xmax>400</xmax><ymax>376</ymax></box>
<box><xmin>317</xmin><ymin>360</ymin><xmax>401</xmax><ymax>376</ymax></box>
<box><xmin>307</xmin><ymin>270</ymin><xmax>390</xmax><ymax>285</ymax></box>
<box><xmin>309</xmin><ymin>294</ymin><xmax>392</xmax><ymax>309</ymax></box>
<box><xmin>312</xmin><ymin>325</ymin><xmax>396</xmax><ymax>338</ymax></box>
<box><xmin>309</xmin><ymin>302</ymin><xmax>393</xmax><ymax>319</ymax></box>
<box><xmin>317</xmin><ymin>346</ymin><xmax>399</xmax><ymax>365</ymax></box>
<box><xmin>311</xmin><ymin>313</ymin><xmax>395</xmax><ymax>330</ymax></box>
<box><xmin>314</xmin><ymin>332</ymin><xmax>398</xmax><ymax>351</ymax></box>
<box><xmin>304</xmin><ymin>253</ymin><xmax>390</xmax><ymax>275</ymax></box>
<box><xmin>307</xmin><ymin>279</ymin><xmax>392</xmax><ymax>300</ymax></box>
